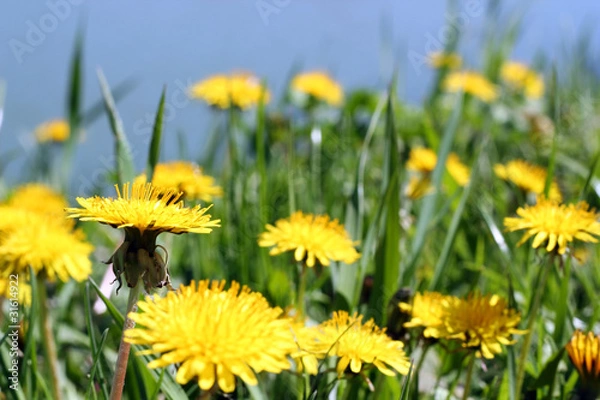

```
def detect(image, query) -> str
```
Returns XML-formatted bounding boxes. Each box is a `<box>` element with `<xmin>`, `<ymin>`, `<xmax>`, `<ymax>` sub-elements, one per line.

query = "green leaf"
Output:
<box><xmin>146</xmin><ymin>86</ymin><xmax>167</xmax><ymax>181</ymax></box>
<box><xmin>530</xmin><ymin>348</ymin><xmax>565</xmax><ymax>391</ymax></box>
<box><xmin>97</xmin><ymin>68</ymin><xmax>135</xmax><ymax>185</ymax></box>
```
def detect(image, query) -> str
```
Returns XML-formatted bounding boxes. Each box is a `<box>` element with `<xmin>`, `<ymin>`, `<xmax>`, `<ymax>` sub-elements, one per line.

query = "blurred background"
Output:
<box><xmin>0</xmin><ymin>0</ymin><xmax>599</xmax><ymax>193</ymax></box>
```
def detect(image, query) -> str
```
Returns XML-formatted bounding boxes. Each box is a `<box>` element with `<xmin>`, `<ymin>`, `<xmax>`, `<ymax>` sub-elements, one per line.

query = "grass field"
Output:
<box><xmin>1</xmin><ymin>12</ymin><xmax>600</xmax><ymax>400</ymax></box>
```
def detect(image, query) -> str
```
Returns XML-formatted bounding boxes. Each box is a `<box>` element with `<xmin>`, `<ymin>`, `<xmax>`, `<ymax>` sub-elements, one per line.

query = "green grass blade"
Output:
<box><xmin>146</xmin><ymin>85</ymin><xmax>167</xmax><ymax>181</ymax></box>
<box><xmin>97</xmin><ymin>69</ymin><xmax>135</xmax><ymax>185</ymax></box>
<box><xmin>89</xmin><ymin>277</ymin><xmax>125</xmax><ymax>326</ymax></box>
<box><xmin>86</xmin><ymin>329</ymin><xmax>110</xmax><ymax>400</ymax></box>
<box><xmin>402</xmin><ymin>92</ymin><xmax>463</xmax><ymax>285</ymax></box>
<box><xmin>66</xmin><ymin>28</ymin><xmax>83</xmax><ymax>137</ymax></box>
<box><xmin>84</xmin><ymin>282</ymin><xmax>110</xmax><ymax>399</ymax></box>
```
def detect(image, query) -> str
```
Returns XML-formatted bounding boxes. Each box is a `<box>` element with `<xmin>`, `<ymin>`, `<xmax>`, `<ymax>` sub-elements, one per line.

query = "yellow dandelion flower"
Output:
<box><xmin>189</xmin><ymin>72</ymin><xmax>270</xmax><ymax>110</ymax></box>
<box><xmin>504</xmin><ymin>198</ymin><xmax>600</xmax><ymax>255</ymax></box>
<box><xmin>494</xmin><ymin>160</ymin><xmax>562</xmax><ymax>201</ymax></box>
<box><xmin>125</xmin><ymin>280</ymin><xmax>296</xmax><ymax>393</ymax></box>
<box><xmin>406</xmin><ymin>147</ymin><xmax>470</xmax><ymax>187</ymax></box>
<box><xmin>290</xmin><ymin>321</ymin><xmax>321</xmax><ymax>375</ymax></box>
<box><xmin>314</xmin><ymin>311</ymin><xmax>410</xmax><ymax>377</ymax></box>
<box><xmin>258</xmin><ymin>211</ymin><xmax>360</xmax><ymax>267</ymax></box>
<box><xmin>0</xmin><ymin>210</ymin><xmax>92</xmax><ymax>283</ymax></box>
<box><xmin>501</xmin><ymin>61</ymin><xmax>544</xmax><ymax>99</ymax></box>
<box><xmin>35</xmin><ymin>119</ymin><xmax>70</xmax><ymax>143</ymax></box>
<box><xmin>428</xmin><ymin>52</ymin><xmax>462</xmax><ymax>69</ymax></box>
<box><xmin>7</xmin><ymin>183</ymin><xmax>68</xmax><ymax>218</ymax></box>
<box><xmin>566</xmin><ymin>330</ymin><xmax>600</xmax><ymax>386</ymax></box>
<box><xmin>406</xmin><ymin>147</ymin><xmax>438</xmax><ymax>173</ymax></box>
<box><xmin>66</xmin><ymin>182</ymin><xmax>220</xmax><ymax>292</ymax></box>
<box><xmin>0</xmin><ymin>275</ymin><xmax>32</xmax><ymax>306</ymax></box>
<box><xmin>442</xmin><ymin>293</ymin><xmax>525</xmax><ymax>359</ymax></box>
<box><xmin>443</xmin><ymin>71</ymin><xmax>498</xmax><ymax>102</ymax></box>
<box><xmin>290</xmin><ymin>71</ymin><xmax>344</xmax><ymax>106</ymax></box>
<box><xmin>135</xmin><ymin>161</ymin><xmax>223</xmax><ymax>202</ymax></box>
<box><xmin>399</xmin><ymin>291</ymin><xmax>449</xmax><ymax>339</ymax></box>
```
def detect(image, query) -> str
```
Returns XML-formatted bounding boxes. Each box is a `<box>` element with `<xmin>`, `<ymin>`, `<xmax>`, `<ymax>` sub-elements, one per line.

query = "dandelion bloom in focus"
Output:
<box><xmin>501</xmin><ymin>61</ymin><xmax>544</xmax><ymax>99</ymax></box>
<box><xmin>443</xmin><ymin>71</ymin><xmax>498</xmax><ymax>102</ymax></box>
<box><xmin>442</xmin><ymin>293</ymin><xmax>524</xmax><ymax>359</ymax></box>
<box><xmin>135</xmin><ymin>161</ymin><xmax>223</xmax><ymax>202</ymax></box>
<box><xmin>566</xmin><ymin>330</ymin><xmax>600</xmax><ymax>388</ymax></box>
<box><xmin>312</xmin><ymin>311</ymin><xmax>410</xmax><ymax>377</ymax></box>
<box><xmin>494</xmin><ymin>159</ymin><xmax>562</xmax><ymax>201</ymax></box>
<box><xmin>428</xmin><ymin>52</ymin><xmax>462</xmax><ymax>69</ymax></box>
<box><xmin>35</xmin><ymin>119</ymin><xmax>70</xmax><ymax>143</ymax></box>
<box><xmin>0</xmin><ymin>208</ymin><xmax>93</xmax><ymax>282</ymax></box>
<box><xmin>189</xmin><ymin>72</ymin><xmax>270</xmax><ymax>110</ymax></box>
<box><xmin>258</xmin><ymin>211</ymin><xmax>360</xmax><ymax>267</ymax></box>
<box><xmin>290</xmin><ymin>71</ymin><xmax>344</xmax><ymax>106</ymax></box>
<box><xmin>504</xmin><ymin>198</ymin><xmax>600</xmax><ymax>255</ymax></box>
<box><xmin>399</xmin><ymin>291</ymin><xmax>450</xmax><ymax>339</ymax></box>
<box><xmin>125</xmin><ymin>280</ymin><xmax>296</xmax><ymax>393</ymax></box>
<box><xmin>66</xmin><ymin>182</ymin><xmax>220</xmax><ymax>291</ymax></box>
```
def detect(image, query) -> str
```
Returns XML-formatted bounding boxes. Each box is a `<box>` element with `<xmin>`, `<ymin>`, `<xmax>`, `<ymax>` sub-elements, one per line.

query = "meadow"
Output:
<box><xmin>1</xmin><ymin>16</ymin><xmax>600</xmax><ymax>400</ymax></box>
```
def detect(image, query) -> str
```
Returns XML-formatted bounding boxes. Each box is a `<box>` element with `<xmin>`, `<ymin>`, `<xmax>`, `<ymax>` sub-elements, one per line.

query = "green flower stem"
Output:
<box><xmin>462</xmin><ymin>352</ymin><xmax>476</xmax><ymax>400</ymax></box>
<box><xmin>37</xmin><ymin>276</ymin><xmax>62</xmax><ymax>400</ymax></box>
<box><xmin>109</xmin><ymin>282</ymin><xmax>142</xmax><ymax>400</ymax></box>
<box><xmin>515</xmin><ymin>255</ymin><xmax>553</xmax><ymax>399</ymax></box>
<box><xmin>297</xmin><ymin>263</ymin><xmax>308</xmax><ymax>319</ymax></box>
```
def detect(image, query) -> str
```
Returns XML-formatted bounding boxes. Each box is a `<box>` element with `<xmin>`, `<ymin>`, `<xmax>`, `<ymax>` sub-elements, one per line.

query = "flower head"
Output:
<box><xmin>291</xmin><ymin>71</ymin><xmax>344</xmax><ymax>106</ymax></box>
<box><xmin>443</xmin><ymin>71</ymin><xmax>498</xmax><ymax>102</ymax></box>
<box><xmin>136</xmin><ymin>161</ymin><xmax>223</xmax><ymax>202</ymax></box>
<box><xmin>35</xmin><ymin>119</ymin><xmax>70</xmax><ymax>143</ymax></box>
<box><xmin>406</xmin><ymin>147</ymin><xmax>470</xmax><ymax>196</ymax></box>
<box><xmin>566</xmin><ymin>330</ymin><xmax>600</xmax><ymax>386</ymax></box>
<box><xmin>504</xmin><ymin>198</ymin><xmax>600</xmax><ymax>255</ymax></box>
<box><xmin>258</xmin><ymin>211</ymin><xmax>360</xmax><ymax>267</ymax></box>
<box><xmin>66</xmin><ymin>182</ymin><xmax>220</xmax><ymax>292</ymax></box>
<box><xmin>399</xmin><ymin>291</ymin><xmax>449</xmax><ymax>338</ymax></box>
<box><xmin>125</xmin><ymin>280</ymin><xmax>296</xmax><ymax>393</ymax></box>
<box><xmin>7</xmin><ymin>183</ymin><xmax>68</xmax><ymax>218</ymax></box>
<box><xmin>494</xmin><ymin>160</ymin><xmax>562</xmax><ymax>201</ymax></box>
<box><xmin>0</xmin><ymin>209</ymin><xmax>92</xmax><ymax>283</ymax></box>
<box><xmin>0</xmin><ymin>275</ymin><xmax>32</xmax><ymax>306</ymax></box>
<box><xmin>428</xmin><ymin>52</ymin><xmax>462</xmax><ymax>69</ymax></box>
<box><xmin>312</xmin><ymin>311</ymin><xmax>410</xmax><ymax>377</ymax></box>
<box><xmin>501</xmin><ymin>61</ymin><xmax>544</xmax><ymax>99</ymax></box>
<box><xmin>442</xmin><ymin>293</ymin><xmax>524</xmax><ymax>359</ymax></box>
<box><xmin>189</xmin><ymin>72</ymin><xmax>270</xmax><ymax>110</ymax></box>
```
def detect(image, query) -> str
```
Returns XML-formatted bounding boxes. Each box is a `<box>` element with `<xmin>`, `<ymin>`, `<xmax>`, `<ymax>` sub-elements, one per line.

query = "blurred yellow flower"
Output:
<box><xmin>125</xmin><ymin>280</ymin><xmax>296</xmax><ymax>393</ymax></box>
<box><xmin>135</xmin><ymin>161</ymin><xmax>223</xmax><ymax>202</ymax></box>
<box><xmin>0</xmin><ymin>275</ymin><xmax>32</xmax><ymax>306</ymax></box>
<box><xmin>504</xmin><ymin>198</ymin><xmax>600</xmax><ymax>255</ymax></box>
<box><xmin>399</xmin><ymin>291</ymin><xmax>450</xmax><ymax>339</ymax></box>
<box><xmin>189</xmin><ymin>72</ymin><xmax>270</xmax><ymax>109</ymax></box>
<box><xmin>0</xmin><ymin>209</ymin><xmax>92</xmax><ymax>282</ymax></box>
<box><xmin>428</xmin><ymin>52</ymin><xmax>462</xmax><ymax>69</ymax></box>
<box><xmin>35</xmin><ymin>119</ymin><xmax>70</xmax><ymax>143</ymax></box>
<box><xmin>66</xmin><ymin>182</ymin><xmax>220</xmax><ymax>291</ymax></box>
<box><xmin>258</xmin><ymin>211</ymin><xmax>360</xmax><ymax>267</ymax></box>
<box><xmin>501</xmin><ymin>61</ymin><xmax>544</xmax><ymax>99</ymax></box>
<box><xmin>312</xmin><ymin>311</ymin><xmax>410</xmax><ymax>377</ymax></box>
<box><xmin>406</xmin><ymin>147</ymin><xmax>470</xmax><ymax>199</ymax></box>
<box><xmin>566</xmin><ymin>330</ymin><xmax>600</xmax><ymax>385</ymax></box>
<box><xmin>443</xmin><ymin>71</ymin><xmax>498</xmax><ymax>102</ymax></box>
<box><xmin>291</xmin><ymin>71</ymin><xmax>344</xmax><ymax>106</ymax></box>
<box><xmin>442</xmin><ymin>293</ymin><xmax>524</xmax><ymax>359</ymax></box>
<box><xmin>7</xmin><ymin>183</ymin><xmax>68</xmax><ymax>219</ymax></box>
<box><xmin>494</xmin><ymin>160</ymin><xmax>562</xmax><ymax>201</ymax></box>
<box><xmin>291</xmin><ymin>321</ymin><xmax>321</xmax><ymax>375</ymax></box>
